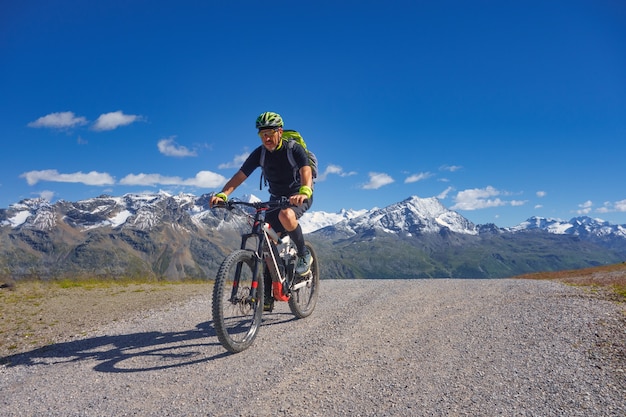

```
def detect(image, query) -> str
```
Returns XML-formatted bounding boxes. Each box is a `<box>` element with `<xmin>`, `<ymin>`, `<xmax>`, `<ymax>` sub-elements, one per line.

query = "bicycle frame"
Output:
<box><xmin>212</xmin><ymin>197</ymin><xmax>319</xmax><ymax>352</ymax></box>
<box><xmin>226</xmin><ymin>199</ymin><xmax>295</xmax><ymax>303</ymax></box>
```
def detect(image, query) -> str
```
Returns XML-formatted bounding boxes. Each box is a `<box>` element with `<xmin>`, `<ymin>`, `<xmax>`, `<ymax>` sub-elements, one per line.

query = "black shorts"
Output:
<box><xmin>266</xmin><ymin>195</ymin><xmax>313</xmax><ymax>234</ymax></box>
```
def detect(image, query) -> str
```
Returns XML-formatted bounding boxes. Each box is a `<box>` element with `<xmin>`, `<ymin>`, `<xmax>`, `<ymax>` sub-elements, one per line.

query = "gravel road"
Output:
<box><xmin>1</xmin><ymin>279</ymin><xmax>624</xmax><ymax>416</ymax></box>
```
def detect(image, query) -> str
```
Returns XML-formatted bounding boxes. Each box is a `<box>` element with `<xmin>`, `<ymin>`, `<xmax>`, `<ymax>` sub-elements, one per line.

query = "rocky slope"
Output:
<box><xmin>1</xmin><ymin>193</ymin><xmax>625</xmax><ymax>279</ymax></box>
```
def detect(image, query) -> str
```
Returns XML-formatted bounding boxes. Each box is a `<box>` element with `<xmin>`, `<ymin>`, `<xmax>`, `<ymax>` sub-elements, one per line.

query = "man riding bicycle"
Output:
<box><xmin>210</xmin><ymin>111</ymin><xmax>314</xmax><ymax>311</ymax></box>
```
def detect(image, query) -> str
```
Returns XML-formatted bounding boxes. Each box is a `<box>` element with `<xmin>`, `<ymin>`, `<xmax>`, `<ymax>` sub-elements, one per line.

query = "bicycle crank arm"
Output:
<box><xmin>292</xmin><ymin>277</ymin><xmax>312</xmax><ymax>291</ymax></box>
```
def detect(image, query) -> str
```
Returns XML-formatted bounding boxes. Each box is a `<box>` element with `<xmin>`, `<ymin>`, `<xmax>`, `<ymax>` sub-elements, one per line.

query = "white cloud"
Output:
<box><xmin>451</xmin><ymin>186</ymin><xmax>526</xmax><ymax>210</ymax></box>
<box><xmin>576</xmin><ymin>200</ymin><xmax>593</xmax><ymax>215</ymax></box>
<box><xmin>218</xmin><ymin>152</ymin><xmax>250</xmax><ymax>169</ymax></box>
<box><xmin>21</xmin><ymin>167</ymin><xmax>227</xmax><ymax>190</ymax></box>
<box><xmin>92</xmin><ymin>111</ymin><xmax>142</xmax><ymax>131</ymax></box>
<box><xmin>20</xmin><ymin>170</ymin><xmax>115</xmax><ymax>186</ymax></box>
<box><xmin>28</xmin><ymin>110</ymin><xmax>143</xmax><ymax>131</ymax></box>
<box><xmin>120</xmin><ymin>171</ymin><xmax>226</xmax><ymax>188</ymax></box>
<box><xmin>404</xmin><ymin>172</ymin><xmax>432</xmax><ymax>184</ymax></box>
<box><xmin>158</xmin><ymin>137</ymin><xmax>197</xmax><ymax>157</ymax></box>
<box><xmin>440</xmin><ymin>165</ymin><xmax>462</xmax><ymax>172</ymax></box>
<box><xmin>536</xmin><ymin>190</ymin><xmax>547</xmax><ymax>198</ymax></box>
<box><xmin>119</xmin><ymin>173</ymin><xmax>179</xmax><ymax>186</ymax></box>
<box><xmin>27</xmin><ymin>111</ymin><xmax>88</xmax><ymax>129</ymax></box>
<box><xmin>362</xmin><ymin>172</ymin><xmax>394</xmax><ymax>190</ymax></box>
<box><xmin>37</xmin><ymin>190</ymin><xmax>55</xmax><ymax>201</ymax></box>
<box><xmin>316</xmin><ymin>164</ymin><xmax>357</xmax><ymax>181</ymax></box>
<box><xmin>188</xmin><ymin>171</ymin><xmax>228</xmax><ymax>187</ymax></box>
<box><xmin>597</xmin><ymin>199</ymin><xmax>626</xmax><ymax>214</ymax></box>
<box><xmin>615</xmin><ymin>199</ymin><xmax>626</xmax><ymax>212</ymax></box>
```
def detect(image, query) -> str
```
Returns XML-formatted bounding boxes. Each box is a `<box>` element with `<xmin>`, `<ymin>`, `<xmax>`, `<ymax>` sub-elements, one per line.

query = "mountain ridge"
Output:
<box><xmin>1</xmin><ymin>193</ymin><xmax>624</xmax><ymax>280</ymax></box>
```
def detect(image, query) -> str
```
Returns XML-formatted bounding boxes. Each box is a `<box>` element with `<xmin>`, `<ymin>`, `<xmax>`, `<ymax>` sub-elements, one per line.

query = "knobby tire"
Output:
<box><xmin>212</xmin><ymin>249</ymin><xmax>264</xmax><ymax>353</ymax></box>
<box><xmin>288</xmin><ymin>241</ymin><xmax>320</xmax><ymax>318</ymax></box>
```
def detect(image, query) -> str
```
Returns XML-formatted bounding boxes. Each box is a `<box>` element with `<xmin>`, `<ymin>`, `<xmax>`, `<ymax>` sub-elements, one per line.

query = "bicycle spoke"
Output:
<box><xmin>212</xmin><ymin>250</ymin><xmax>263</xmax><ymax>353</ymax></box>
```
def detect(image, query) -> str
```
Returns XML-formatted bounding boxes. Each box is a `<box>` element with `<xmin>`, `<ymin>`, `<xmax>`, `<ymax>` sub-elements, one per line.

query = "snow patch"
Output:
<box><xmin>6</xmin><ymin>211</ymin><xmax>31</xmax><ymax>228</ymax></box>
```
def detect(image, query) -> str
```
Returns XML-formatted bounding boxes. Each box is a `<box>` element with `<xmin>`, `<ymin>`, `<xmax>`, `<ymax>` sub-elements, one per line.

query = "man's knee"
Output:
<box><xmin>279</xmin><ymin>208</ymin><xmax>296</xmax><ymax>221</ymax></box>
<box><xmin>279</xmin><ymin>208</ymin><xmax>298</xmax><ymax>231</ymax></box>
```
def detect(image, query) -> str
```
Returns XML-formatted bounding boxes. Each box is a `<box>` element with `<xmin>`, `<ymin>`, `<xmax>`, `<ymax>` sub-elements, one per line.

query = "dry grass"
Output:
<box><xmin>0</xmin><ymin>279</ymin><xmax>212</xmax><ymax>358</ymax></box>
<box><xmin>514</xmin><ymin>262</ymin><xmax>626</xmax><ymax>302</ymax></box>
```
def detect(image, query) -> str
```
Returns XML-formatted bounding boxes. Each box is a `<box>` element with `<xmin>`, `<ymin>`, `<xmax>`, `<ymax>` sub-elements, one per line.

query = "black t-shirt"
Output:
<box><xmin>240</xmin><ymin>141</ymin><xmax>309</xmax><ymax>197</ymax></box>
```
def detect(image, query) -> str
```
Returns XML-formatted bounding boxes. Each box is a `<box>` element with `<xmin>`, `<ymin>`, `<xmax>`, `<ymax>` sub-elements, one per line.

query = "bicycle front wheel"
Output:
<box><xmin>212</xmin><ymin>249</ymin><xmax>264</xmax><ymax>353</ymax></box>
<box><xmin>288</xmin><ymin>241</ymin><xmax>320</xmax><ymax>318</ymax></box>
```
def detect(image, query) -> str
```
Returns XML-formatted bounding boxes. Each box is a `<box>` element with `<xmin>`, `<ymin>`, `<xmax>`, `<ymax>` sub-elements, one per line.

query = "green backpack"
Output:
<box><xmin>259</xmin><ymin>130</ymin><xmax>318</xmax><ymax>189</ymax></box>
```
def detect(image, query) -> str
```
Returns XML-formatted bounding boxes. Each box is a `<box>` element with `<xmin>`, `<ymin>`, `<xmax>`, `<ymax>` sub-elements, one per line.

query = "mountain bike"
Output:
<box><xmin>211</xmin><ymin>198</ymin><xmax>320</xmax><ymax>353</ymax></box>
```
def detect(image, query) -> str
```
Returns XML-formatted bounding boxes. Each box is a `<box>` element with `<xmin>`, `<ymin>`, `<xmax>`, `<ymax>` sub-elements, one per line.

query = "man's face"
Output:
<box><xmin>259</xmin><ymin>127</ymin><xmax>282</xmax><ymax>152</ymax></box>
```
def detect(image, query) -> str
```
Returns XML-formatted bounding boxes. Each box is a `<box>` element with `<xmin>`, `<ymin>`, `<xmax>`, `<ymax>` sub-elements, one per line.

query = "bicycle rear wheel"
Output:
<box><xmin>212</xmin><ymin>249</ymin><xmax>264</xmax><ymax>353</ymax></box>
<box><xmin>288</xmin><ymin>241</ymin><xmax>320</xmax><ymax>318</ymax></box>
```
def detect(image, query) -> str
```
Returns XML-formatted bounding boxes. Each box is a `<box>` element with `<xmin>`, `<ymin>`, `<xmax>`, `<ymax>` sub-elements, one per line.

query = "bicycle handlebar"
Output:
<box><xmin>213</xmin><ymin>196</ymin><xmax>293</xmax><ymax>211</ymax></box>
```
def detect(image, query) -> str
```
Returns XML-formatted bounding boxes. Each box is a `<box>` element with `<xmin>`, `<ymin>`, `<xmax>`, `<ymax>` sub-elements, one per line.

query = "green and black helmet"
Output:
<box><xmin>255</xmin><ymin>111</ymin><xmax>283</xmax><ymax>130</ymax></box>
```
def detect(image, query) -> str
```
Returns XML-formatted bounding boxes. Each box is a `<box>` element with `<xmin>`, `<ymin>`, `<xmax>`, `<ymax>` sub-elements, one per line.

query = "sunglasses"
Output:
<box><xmin>258</xmin><ymin>128</ymin><xmax>279</xmax><ymax>138</ymax></box>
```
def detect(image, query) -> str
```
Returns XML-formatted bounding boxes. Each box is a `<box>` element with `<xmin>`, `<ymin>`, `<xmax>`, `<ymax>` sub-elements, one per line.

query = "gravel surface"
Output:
<box><xmin>1</xmin><ymin>279</ymin><xmax>624</xmax><ymax>416</ymax></box>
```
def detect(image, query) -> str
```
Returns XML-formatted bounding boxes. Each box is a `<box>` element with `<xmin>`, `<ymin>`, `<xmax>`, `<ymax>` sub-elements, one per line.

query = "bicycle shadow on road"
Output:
<box><xmin>1</xmin><ymin>313</ymin><xmax>301</xmax><ymax>372</ymax></box>
<box><xmin>261</xmin><ymin>311</ymin><xmax>299</xmax><ymax>327</ymax></box>
<box><xmin>0</xmin><ymin>321</ymin><xmax>231</xmax><ymax>372</ymax></box>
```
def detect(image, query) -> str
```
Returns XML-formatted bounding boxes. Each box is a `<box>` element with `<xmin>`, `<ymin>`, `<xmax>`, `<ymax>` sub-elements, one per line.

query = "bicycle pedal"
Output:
<box><xmin>292</xmin><ymin>274</ymin><xmax>312</xmax><ymax>290</ymax></box>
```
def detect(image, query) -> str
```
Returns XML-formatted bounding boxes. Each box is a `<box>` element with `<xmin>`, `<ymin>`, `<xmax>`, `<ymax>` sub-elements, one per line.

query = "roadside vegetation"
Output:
<box><xmin>0</xmin><ymin>278</ymin><xmax>212</xmax><ymax>358</ymax></box>
<box><xmin>514</xmin><ymin>261</ymin><xmax>626</xmax><ymax>303</ymax></box>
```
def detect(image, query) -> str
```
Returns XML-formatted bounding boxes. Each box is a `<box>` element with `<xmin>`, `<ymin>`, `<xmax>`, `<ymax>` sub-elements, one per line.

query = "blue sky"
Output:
<box><xmin>1</xmin><ymin>0</ymin><xmax>624</xmax><ymax>228</ymax></box>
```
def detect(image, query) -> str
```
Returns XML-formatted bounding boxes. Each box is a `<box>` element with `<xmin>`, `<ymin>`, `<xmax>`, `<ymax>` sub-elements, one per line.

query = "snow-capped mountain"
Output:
<box><xmin>3</xmin><ymin>193</ymin><xmax>624</xmax><ymax>240</ymax></box>
<box><xmin>304</xmin><ymin>196</ymin><xmax>478</xmax><ymax>237</ymax></box>
<box><xmin>299</xmin><ymin>208</ymin><xmax>370</xmax><ymax>233</ymax></box>
<box><xmin>0</xmin><ymin>192</ymin><xmax>248</xmax><ymax>280</ymax></box>
<box><xmin>1</xmin><ymin>192</ymin><xmax>625</xmax><ymax>280</ymax></box>
<box><xmin>1</xmin><ymin>191</ymin><xmax>200</xmax><ymax>231</ymax></box>
<box><xmin>508</xmin><ymin>216</ymin><xmax>626</xmax><ymax>239</ymax></box>
<box><xmin>350</xmin><ymin>196</ymin><xmax>478</xmax><ymax>236</ymax></box>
